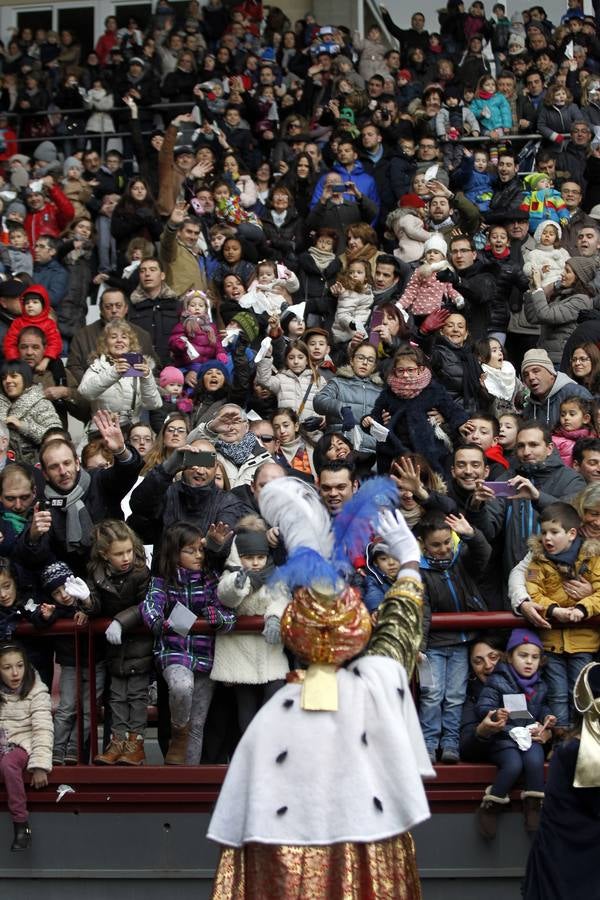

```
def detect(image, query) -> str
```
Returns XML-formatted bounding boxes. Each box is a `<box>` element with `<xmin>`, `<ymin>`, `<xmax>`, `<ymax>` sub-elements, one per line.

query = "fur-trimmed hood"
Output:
<box><xmin>527</xmin><ymin>533</ymin><xmax>600</xmax><ymax>564</ymax></box>
<box><xmin>335</xmin><ymin>363</ymin><xmax>383</xmax><ymax>386</ymax></box>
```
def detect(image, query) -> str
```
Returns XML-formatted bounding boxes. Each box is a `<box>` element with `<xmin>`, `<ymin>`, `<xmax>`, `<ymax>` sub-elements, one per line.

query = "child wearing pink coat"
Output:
<box><xmin>397</xmin><ymin>234</ymin><xmax>465</xmax><ymax>317</ymax></box>
<box><xmin>168</xmin><ymin>289</ymin><xmax>228</xmax><ymax>371</ymax></box>
<box><xmin>551</xmin><ymin>396</ymin><xmax>596</xmax><ymax>467</ymax></box>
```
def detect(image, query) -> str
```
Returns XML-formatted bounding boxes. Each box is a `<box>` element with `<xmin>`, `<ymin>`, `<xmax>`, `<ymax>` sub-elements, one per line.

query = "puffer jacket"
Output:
<box><xmin>430</xmin><ymin>335</ymin><xmax>483</xmax><ymax>413</ymax></box>
<box><xmin>255</xmin><ymin>357</ymin><xmax>327</xmax><ymax>424</ymax></box>
<box><xmin>0</xmin><ymin>674</ymin><xmax>53</xmax><ymax>771</ymax></box>
<box><xmin>470</xmin><ymin>91</ymin><xmax>512</xmax><ymax>133</ymax></box>
<box><xmin>419</xmin><ymin>529</ymin><xmax>490</xmax><ymax>650</ymax></box>
<box><xmin>0</xmin><ymin>384</ymin><xmax>62</xmax><ymax>465</ymax></box>
<box><xmin>537</xmin><ymin>102</ymin><xmax>582</xmax><ymax>145</ymax></box>
<box><xmin>476</xmin><ymin>661</ymin><xmax>551</xmax><ymax>752</ymax></box>
<box><xmin>524</xmin><ymin>287</ymin><xmax>594</xmax><ymax>365</ymax></box>
<box><xmin>168</xmin><ymin>319</ymin><xmax>228</xmax><ymax>368</ymax></box>
<box><xmin>89</xmin><ymin>562</ymin><xmax>153</xmax><ymax>677</ymax></box>
<box><xmin>3</xmin><ymin>284</ymin><xmax>62</xmax><ymax>361</ymax></box>
<box><xmin>212</xmin><ymin>559</ymin><xmax>290</xmax><ymax>684</ymax></box>
<box><xmin>260</xmin><ymin>208</ymin><xmax>304</xmax><ymax>268</ymax></box>
<box><xmin>78</xmin><ymin>355</ymin><xmax>162</xmax><ymax>423</ymax></box>
<box><xmin>313</xmin><ymin>365</ymin><xmax>383</xmax><ymax>453</ymax></box>
<box><xmin>386</xmin><ymin>208</ymin><xmax>429</xmax><ymax>263</ymax></box>
<box><xmin>525</xmin><ymin>534</ymin><xmax>600</xmax><ymax>654</ymax></box>
<box><xmin>331</xmin><ymin>287</ymin><xmax>375</xmax><ymax>343</ymax></box>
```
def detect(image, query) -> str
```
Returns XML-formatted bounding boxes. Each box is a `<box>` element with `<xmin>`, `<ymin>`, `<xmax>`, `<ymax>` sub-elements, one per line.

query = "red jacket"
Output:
<box><xmin>3</xmin><ymin>284</ymin><xmax>63</xmax><ymax>360</ymax></box>
<box><xmin>95</xmin><ymin>31</ymin><xmax>118</xmax><ymax>66</ymax></box>
<box><xmin>24</xmin><ymin>185</ymin><xmax>74</xmax><ymax>247</ymax></box>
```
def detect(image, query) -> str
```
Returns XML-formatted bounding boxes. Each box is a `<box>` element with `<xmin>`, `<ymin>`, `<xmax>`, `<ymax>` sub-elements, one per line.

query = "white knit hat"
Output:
<box><xmin>423</xmin><ymin>233</ymin><xmax>448</xmax><ymax>257</ymax></box>
<box><xmin>533</xmin><ymin>219</ymin><xmax>562</xmax><ymax>243</ymax></box>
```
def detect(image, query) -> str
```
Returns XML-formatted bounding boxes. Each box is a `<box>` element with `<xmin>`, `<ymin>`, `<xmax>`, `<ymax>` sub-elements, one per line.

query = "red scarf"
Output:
<box><xmin>477</xmin><ymin>90</ymin><xmax>494</xmax><ymax>100</ymax></box>
<box><xmin>485</xmin><ymin>443</ymin><xmax>509</xmax><ymax>470</ymax></box>
<box><xmin>387</xmin><ymin>366</ymin><xmax>432</xmax><ymax>399</ymax></box>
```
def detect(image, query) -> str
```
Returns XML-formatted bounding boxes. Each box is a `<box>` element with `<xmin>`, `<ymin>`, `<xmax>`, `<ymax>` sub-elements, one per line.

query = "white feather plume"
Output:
<box><xmin>258</xmin><ymin>477</ymin><xmax>334</xmax><ymax>558</ymax></box>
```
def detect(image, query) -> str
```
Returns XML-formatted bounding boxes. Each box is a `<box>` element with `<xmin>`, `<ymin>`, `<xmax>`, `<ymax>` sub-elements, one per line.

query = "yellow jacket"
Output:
<box><xmin>525</xmin><ymin>536</ymin><xmax>600</xmax><ymax>654</ymax></box>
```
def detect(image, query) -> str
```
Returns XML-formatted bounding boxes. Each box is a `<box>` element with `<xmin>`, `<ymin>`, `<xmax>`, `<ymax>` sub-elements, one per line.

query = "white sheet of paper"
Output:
<box><xmin>502</xmin><ymin>693</ymin><xmax>535</xmax><ymax>720</ymax></box>
<box><xmin>284</xmin><ymin>300</ymin><xmax>306</xmax><ymax>321</ymax></box>
<box><xmin>167</xmin><ymin>602</ymin><xmax>198</xmax><ymax>637</ymax></box>
<box><xmin>222</xmin><ymin>327</ymin><xmax>241</xmax><ymax>347</ymax></box>
<box><xmin>565</xmin><ymin>40</ymin><xmax>574</xmax><ymax>60</ymax></box>
<box><xmin>370</xmin><ymin>421</ymin><xmax>390</xmax><ymax>442</ymax></box>
<box><xmin>253</xmin><ymin>336</ymin><xmax>272</xmax><ymax>364</ymax></box>
<box><xmin>424</xmin><ymin>164</ymin><xmax>439</xmax><ymax>182</ymax></box>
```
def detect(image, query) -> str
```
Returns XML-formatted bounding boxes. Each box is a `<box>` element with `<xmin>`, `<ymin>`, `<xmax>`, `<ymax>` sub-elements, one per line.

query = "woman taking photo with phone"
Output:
<box><xmin>78</xmin><ymin>321</ymin><xmax>162</xmax><ymax>428</ymax></box>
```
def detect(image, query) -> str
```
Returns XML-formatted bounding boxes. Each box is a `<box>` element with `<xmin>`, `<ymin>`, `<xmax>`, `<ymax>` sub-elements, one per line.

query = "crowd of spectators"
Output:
<box><xmin>0</xmin><ymin>0</ymin><xmax>600</xmax><ymax>802</ymax></box>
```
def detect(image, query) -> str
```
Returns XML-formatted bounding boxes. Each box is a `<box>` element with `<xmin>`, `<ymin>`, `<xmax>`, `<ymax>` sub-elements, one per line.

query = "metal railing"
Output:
<box><xmin>13</xmin><ymin>609</ymin><xmax>594</xmax><ymax>766</ymax></box>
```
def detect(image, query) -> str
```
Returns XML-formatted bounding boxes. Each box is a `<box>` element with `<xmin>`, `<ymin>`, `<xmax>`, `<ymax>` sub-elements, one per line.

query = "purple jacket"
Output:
<box><xmin>168</xmin><ymin>319</ymin><xmax>228</xmax><ymax>367</ymax></box>
<box><xmin>140</xmin><ymin>567</ymin><xmax>235</xmax><ymax>672</ymax></box>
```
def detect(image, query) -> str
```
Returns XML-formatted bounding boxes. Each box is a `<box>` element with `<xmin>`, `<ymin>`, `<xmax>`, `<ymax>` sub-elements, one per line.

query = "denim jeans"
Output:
<box><xmin>543</xmin><ymin>652</ymin><xmax>594</xmax><ymax>726</ymax></box>
<box><xmin>419</xmin><ymin>645</ymin><xmax>469</xmax><ymax>754</ymax></box>
<box><xmin>489</xmin><ymin>742</ymin><xmax>546</xmax><ymax>797</ymax></box>
<box><xmin>53</xmin><ymin>662</ymin><xmax>106</xmax><ymax>762</ymax></box>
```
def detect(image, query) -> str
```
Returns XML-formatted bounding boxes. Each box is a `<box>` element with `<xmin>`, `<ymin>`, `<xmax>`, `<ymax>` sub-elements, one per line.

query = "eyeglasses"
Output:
<box><xmin>164</xmin><ymin>426</ymin><xmax>187</xmax><ymax>435</ymax></box>
<box><xmin>394</xmin><ymin>366</ymin><xmax>420</xmax><ymax>376</ymax></box>
<box><xmin>257</xmin><ymin>434</ymin><xmax>274</xmax><ymax>442</ymax></box>
<box><xmin>572</xmin><ymin>356</ymin><xmax>591</xmax><ymax>363</ymax></box>
<box><xmin>353</xmin><ymin>354</ymin><xmax>377</xmax><ymax>364</ymax></box>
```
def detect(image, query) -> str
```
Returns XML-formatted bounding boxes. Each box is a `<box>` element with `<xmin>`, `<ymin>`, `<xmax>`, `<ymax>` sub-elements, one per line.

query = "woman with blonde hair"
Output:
<box><xmin>78</xmin><ymin>320</ymin><xmax>162</xmax><ymax>427</ymax></box>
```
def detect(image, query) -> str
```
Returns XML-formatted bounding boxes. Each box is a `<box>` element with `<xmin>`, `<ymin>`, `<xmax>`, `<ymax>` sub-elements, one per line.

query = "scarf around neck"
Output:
<box><xmin>544</xmin><ymin>535</ymin><xmax>582</xmax><ymax>569</ymax></box>
<box><xmin>45</xmin><ymin>469</ymin><xmax>93</xmax><ymax>552</ymax></box>
<box><xmin>481</xmin><ymin>361</ymin><xmax>516</xmax><ymax>400</ymax></box>
<box><xmin>215</xmin><ymin>431</ymin><xmax>259</xmax><ymax>466</ymax></box>
<box><xmin>387</xmin><ymin>366</ymin><xmax>432</xmax><ymax>399</ymax></box>
<box><xmin>308</xmin><ymin>246</ymin><xmax>336</xmax><ymax>271</ymax></box>
<box><xmin>509</xmin><ymin>664</ymin><xmax>541</xmax><ymax>700</ymax></box>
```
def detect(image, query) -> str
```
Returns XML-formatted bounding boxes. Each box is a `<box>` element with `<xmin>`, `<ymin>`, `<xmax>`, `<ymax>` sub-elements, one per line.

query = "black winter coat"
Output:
<box><xmin>260</xmin><ymin>208</ymin><xmax>304</xmax><ymax>267</ymax></box>
<box><xmin>453</xmin><ymin>259</ymin><xmax>498</xmax><ymax>340</ymax></box>
<box><xmin>476</xmin><ymin>661</ymin><xmax>551</xmax><ymax>752</ymax></box>
<box><xmin>297</xmin><ymin>251</ymin><xmax>341</xmax><ymax>323</ymax></box>
<box><xmin>89</xmin><ymin>562</ymin><xmax>153</xmax><ymax>677</ymax></box>
<box><xmin>420</xmin><ymin>529</ymin><xmax>490</xmax><ymax>650</ymax></box>
<box><xmin>430</xmin><ymin>335</ymin><xmax>483</xmax><ymax>413</ymax></box>
<box><xmin>369</xmin><ymin>379</ymin><xmax>470</xmax><ymax>474</ymax></box>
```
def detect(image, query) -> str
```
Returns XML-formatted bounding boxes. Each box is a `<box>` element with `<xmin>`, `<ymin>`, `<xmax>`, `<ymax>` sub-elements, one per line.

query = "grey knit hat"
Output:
<box><xmin>567</xmin><ymin>256</ymin><xmax>597</xmax><ymax>287</ymax></box>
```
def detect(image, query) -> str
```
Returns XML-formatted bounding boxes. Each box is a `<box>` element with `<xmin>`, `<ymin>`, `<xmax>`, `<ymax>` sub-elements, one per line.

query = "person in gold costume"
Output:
<box><xmin>208</xmin><ymin>478</ymin><xmax>435</xmax><ymax>899</ymax></box>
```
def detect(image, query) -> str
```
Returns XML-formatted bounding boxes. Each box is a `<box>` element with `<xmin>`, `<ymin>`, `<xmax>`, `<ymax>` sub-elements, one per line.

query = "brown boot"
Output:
<box><xmin>521</xmin><ymin>791</ymin><xmax>544</xmax><ymax>833</ymax></box>
<box><xmin>477</xmin><ymin>787</ymin><xmax>510</xmax><ymax>840</ymax></box>
<box><xmin>164</xmin><ymin>723</ymin><xmax>190</xmax><ymax>765</ymax></box>
<box><xmin>94</xmin><ymin>735</ymin><xmax>126</xmax><ymax>766</ymax></box>
<box><xmin>118</xmin><ymin>733</ymin><xmax>146</xmax><ymax>766</ymax></box>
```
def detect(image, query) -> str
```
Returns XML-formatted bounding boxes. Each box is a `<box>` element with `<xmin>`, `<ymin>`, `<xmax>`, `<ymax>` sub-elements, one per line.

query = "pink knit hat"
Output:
<box><xmin>159</xmin><ymin>366</ymin><xmax>184</xmax><ymax>388</ymax></box>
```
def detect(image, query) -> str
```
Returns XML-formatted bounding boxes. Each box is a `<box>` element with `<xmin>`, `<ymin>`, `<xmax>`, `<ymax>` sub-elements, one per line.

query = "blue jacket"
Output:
<box><xmin>310</xmin><ymin>161</ymin><xmax>380</xmax><ymax>214</ymax></box>
<box><xmin>452</xmin><ymin>155</ymin><xmax>494</xmax><ymax>211</ymax></box>
<box><xmin>476</xmin><ymin>661</ymin><xmax>551</xmax><ymax>752</ymax></box>
<box><xmin>33</xmin><ymin>259</ymin><xmax>69</xmax><ymax>309</ymax></box>
<box><xmin>470</xmin><ymin>92</ymin><xmax>512</xmax><ymax>133</ymax></box>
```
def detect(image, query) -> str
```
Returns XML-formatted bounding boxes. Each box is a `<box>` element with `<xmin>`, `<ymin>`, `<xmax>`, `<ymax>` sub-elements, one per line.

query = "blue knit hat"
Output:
<box><xmin>41</xmin><ymin>561</ymin><xmax>74</xmax><ymax>592</ymax></box>
<box><xmin>195</xmin><ymin>360</ymin><xmax>231</xmax><ymax>383</ymax></box>
<box><xmin>506</xmin><ymin>628</ymin><xmax>544</xmax><ymax>654</ymax></box>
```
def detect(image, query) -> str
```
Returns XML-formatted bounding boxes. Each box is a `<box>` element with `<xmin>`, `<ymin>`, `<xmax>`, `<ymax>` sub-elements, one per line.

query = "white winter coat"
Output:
<box><xmin>255</xmin><ymin>357</ymin><xmax>326</xmax><ymax>423</ymax></box>
<box><xmin>388</xmin><ymin>208</ymin><xmax>430</xmax><ymax>263</ymax></box>
<box><xmin>332</xmin><ymin>286</ymin><xmax>374</xmax><ymax>343</ymax></box>
<box><xmin>78</xmin><ymin>355</ymin><xmax>162</xmax><ymax>422</ymax></box>
<box><xmin>212</xmin><ymin>561</ymin><xmax>290</xmax><ymax>684</ymax></box>
<box><xmin>84</xmin><ymin>88</ymin><xmax>115</xmax><ymax>133</ymax></box>
<box><xmin>0</xmin><ymin>674</ymin><xmax>53</xmax><ymax>772</ymax></box>
<box><xmin>523</xmin><ymin>245</ymin><xmax>570</xmax><ymax>287</ymax></box>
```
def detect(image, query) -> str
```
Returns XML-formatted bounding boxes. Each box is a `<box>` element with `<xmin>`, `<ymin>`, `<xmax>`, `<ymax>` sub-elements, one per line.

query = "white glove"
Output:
<box><xmin>378</xmin><ymin>508</ymin><xmax>420</xmax><ymax>567</ymax></box>
<box><xmin>64</xmin><ymin>576</ymin><xmax>91</xmax><ymax>602</ymax></box>
<box><xmin>105</xmin><ymin>621</ymin><xmax>122</xmax><ymax>645</ymax></box>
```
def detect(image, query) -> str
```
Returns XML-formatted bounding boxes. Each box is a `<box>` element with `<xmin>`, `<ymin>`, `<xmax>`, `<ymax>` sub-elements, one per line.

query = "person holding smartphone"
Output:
<box><xmin>78</xmin><ymin>320</ymin><xmax>162</xmax><ymax>429</ymax></box>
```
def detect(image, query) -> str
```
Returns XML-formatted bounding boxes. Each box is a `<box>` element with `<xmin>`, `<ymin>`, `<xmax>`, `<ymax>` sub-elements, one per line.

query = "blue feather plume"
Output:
<box><xmin>269</xmin><ymin>548</ymin><xmax>341</xmax><ymax>593</ymax></box>
<box><xmin>332</xmin><ymin>477</ymin><xmax>398</xmax><ymax>571</ymax></box>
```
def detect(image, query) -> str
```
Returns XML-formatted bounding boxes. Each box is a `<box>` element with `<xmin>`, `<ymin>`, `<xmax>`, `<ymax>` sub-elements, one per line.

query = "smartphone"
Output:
<box><xmin>331</xmin><ymin>184</ymin><xmax>346</xmax><ymax>193</ymax></box>
<box><xmin>38</xmin><ymin>500</ymin><xmax>52</xmax><ymax>512</ymax></box>
<box><xmin>121</xmin><ymin>352</ymin><xmax>143</xmax><ymax>377</ymax></box>
<box><xmin>483</xmin><ymin>481</ymin><xmax>515</xmax><ymax>497</ymax></box>
<box><xmin>369</xmin><ymin>309</ymin><xmax>384</xmax><ymax>347</ymax></box>
<box><xmin>183</xmin><ymin>450</ymin><xmax>217</xmax><ymax>468</ymax></box>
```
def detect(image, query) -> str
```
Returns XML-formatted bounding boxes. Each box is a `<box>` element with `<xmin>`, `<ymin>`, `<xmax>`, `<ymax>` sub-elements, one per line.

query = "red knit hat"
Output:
<box><xmin>399</xmin><ymin>193</ymin><xmax>426</xmax><ymax>209</ymax></box>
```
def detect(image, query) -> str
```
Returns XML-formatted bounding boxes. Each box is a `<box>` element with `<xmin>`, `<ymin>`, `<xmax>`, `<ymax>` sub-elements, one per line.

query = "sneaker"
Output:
<box><xmin>64</xmin><ymin>753</ymin><xmax>78</xmax><ymax>766</ymax></box>
<box><xmin>441</xmin><ymin>748</ymin><xmax>460</xmax><ymax>764</ymax></box>
<box><xmin>52</xmin><ymin>756</ymin><xmax>65</xmax><ymax>767</ymax></box>
<box><xmin>428</xmin><ymin>749</ymin><xmax>437</xmax><ymax>766</ymax></box>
